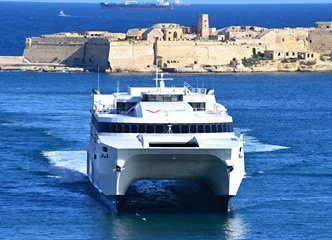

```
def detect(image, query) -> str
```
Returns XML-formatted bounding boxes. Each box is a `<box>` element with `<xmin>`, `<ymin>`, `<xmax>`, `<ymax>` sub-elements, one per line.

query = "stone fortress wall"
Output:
<box><xmin>23</xmin><ymin>33</ymin><xmax>111</xmax><ymax>71</ymax></box>
<box><xmin>108</xmin><ymin>41</ymin><xmax>155</xmax><ymax>72</ymax></box>
<box><xmin>13</xmin><ymin>15</ymin><xmax>332</xmax><ymax>72</ymax></box>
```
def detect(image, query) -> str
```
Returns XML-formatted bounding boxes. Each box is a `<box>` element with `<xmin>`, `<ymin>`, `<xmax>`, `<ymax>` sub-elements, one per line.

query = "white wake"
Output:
<box><xmin>235</xmin><ymin>128</ymin><xmax>289</xmax><ymax>153</ymax></box>
<box><xmin>42</xmin><ymin>151</ymin><xmax>87</xmax><ymax>182</ymax></box>
<box><xmin>244</xmin><ymin>135</ymin><xmax>289</xmax><ymax>153</ymax></box>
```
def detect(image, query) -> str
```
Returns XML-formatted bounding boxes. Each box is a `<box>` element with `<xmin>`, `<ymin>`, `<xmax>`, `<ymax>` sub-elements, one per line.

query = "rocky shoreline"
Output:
<box><xmin>1</xmin><ymin>59</ymin><xmax>332</xmax><ymax>74</ymax></box>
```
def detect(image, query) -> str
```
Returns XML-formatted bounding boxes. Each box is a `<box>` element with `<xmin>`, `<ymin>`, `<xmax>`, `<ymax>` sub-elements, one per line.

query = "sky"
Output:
<box><xmin>1</xmin><ymin>0</ymin><xmax>332</xmax><ymax>3</ymax></box>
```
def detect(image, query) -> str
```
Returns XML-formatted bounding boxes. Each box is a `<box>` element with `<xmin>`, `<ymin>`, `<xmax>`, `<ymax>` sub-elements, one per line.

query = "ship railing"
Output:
<box><xmin>92</xmin><ymin>102</ymin><xmax>117</xmax><ymax>114</ymax></box>
<box><xmin>206</xmin><ymin>103</ymin><xmax>228</xmax><ymax>115</ymax></box>
<box><xmin>184</xmin><ymin>82</ymin><xmax>207</xmax><ymax>95</ymax></box>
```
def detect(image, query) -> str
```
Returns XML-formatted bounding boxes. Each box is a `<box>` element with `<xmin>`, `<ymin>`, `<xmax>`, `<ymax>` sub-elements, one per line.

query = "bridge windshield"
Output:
<box><xmin>142</xmin><ymin>94</ymin><xmax>183</xmax><ymax>102</ymax></box>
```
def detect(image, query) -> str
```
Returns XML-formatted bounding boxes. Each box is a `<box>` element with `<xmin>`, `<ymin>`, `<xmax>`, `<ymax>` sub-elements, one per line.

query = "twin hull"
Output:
<box><xmin>87</xmin><ymin>136</ymin><xmax>245</xmax><ymax>198</ymax></box>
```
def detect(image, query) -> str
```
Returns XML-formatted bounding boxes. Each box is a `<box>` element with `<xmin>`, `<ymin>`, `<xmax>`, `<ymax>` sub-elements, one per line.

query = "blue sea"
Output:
<box><xmin>0</xmin><ymin>2</ymin><xmax>332</xmax><ymax>240</ymax></box>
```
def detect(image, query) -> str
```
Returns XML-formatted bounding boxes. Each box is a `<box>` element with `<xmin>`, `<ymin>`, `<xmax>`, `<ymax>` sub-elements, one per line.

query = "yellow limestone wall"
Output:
<box><xmin>108</xmin><ymin>41</ymin><xmax>154</xmax><ymax>71</ymax></box>
<box><xmin>156</xmin><ymin>41</ymin><xmax>266</xmax><ymax>67</ymax></box>
<box><xmin>108</xmin><ymin>41</ymin><xmax>266</xmax><ymax>70</ymax></box>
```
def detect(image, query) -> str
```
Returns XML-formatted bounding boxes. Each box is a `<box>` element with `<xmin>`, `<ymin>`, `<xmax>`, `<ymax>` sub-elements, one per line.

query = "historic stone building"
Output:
<box><xmin>141</xmin><ymin>28</ymin><xmax>164</xmax><ymax>42</ymax></box>
<box><xmin>315</xmin><ymin>22</ymin><xmax>332</xmax><ymax>29</ymax></box>
<box><xmin>309</xmin><ymin>29</ymin><xmax>332</xmax><ymax>54</ymax></box>
<box><xmin>218</xmin><ymin>26</ymin><xmax>267</xmax><ymax>41</ymax></box>
<box><xmin>126</xmin><ymin>28</ymin><xmax>147</xmax><ymax>40</ymax></box>
<box><xmin>198</xmin><ymin>14</ymin><xmax>210</xmax><ymax>39</ymax></box>
<box><xmin>264</xmin><ymin>50</ymin><xmax>317</xmax><ymax>61</ymax></box>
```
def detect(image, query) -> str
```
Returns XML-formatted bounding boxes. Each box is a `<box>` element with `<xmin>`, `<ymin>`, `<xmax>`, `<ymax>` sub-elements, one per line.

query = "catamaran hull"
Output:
<box><xmin>87</xmin><ymin>143</ymin><xmax>245</xmax><ymax>210</ymax></box>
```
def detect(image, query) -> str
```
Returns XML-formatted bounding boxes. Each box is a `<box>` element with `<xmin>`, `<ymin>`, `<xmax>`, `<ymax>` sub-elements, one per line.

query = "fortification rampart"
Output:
<box><xmin>108</xmin><ymin>41</ymin><xmax>155</xmax><ymax>71</ymax></box>
<box><xmin>156</xmin><ymin>41</ymin><xmax>265</xmax><ymax>68</ymax></box>
<box><xmin>24</xmin><ymin>36</ymin><xmax>110</xmax><ymax>70</ymax></box>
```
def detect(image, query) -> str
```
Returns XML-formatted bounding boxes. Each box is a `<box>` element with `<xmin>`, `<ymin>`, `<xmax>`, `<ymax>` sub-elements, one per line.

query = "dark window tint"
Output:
<box><xmin>155</xmin><ymin>125</ymin><xmax>164</xmax><ymax>133</ymax></box>
<box><xmin>131</xmin><ymin>125</ymin><xmax>138</xmax><ymax>133</ymax></box>
<box><xmin>139</xmin><ymin>125</ymin><xmax>145</xmax><ymax>133</ymax></box>
<box><xmin>172</xmin><ymin>125</ymin><xmax>180</xmax><ymax>133</ymax></box>
<box><xmin>94</xmin><ymin>121</ymin><xmax>233</xmax><ymax>134</ymax></box>
<box><xmin>205</xmin><ymin>125</ymin><xmax>211</xmax><ymax>133</ymax></box>
<box><xmin>117</xmin><ymin>124</ymin><xmax>123</xmax><ymax>133</ymax></box>
<box><xmin>211</xmin><ymin>124</ymin><xmax>217</xmax><ymax>133</ymax></box>
<box><xmin>198</xmin><ymin>125</ymin><xmax>204</xmax><ymax>133</ymax></box>
<box><xmin>110</xmin><ymin>124</ymin><xmax>116</xmax><ymax>132</ymax></box>
<box><xmin>190</xmin><ymin>125</ymin><xmax>197</xmax><ymax>133</ymax></box>
<box><xmin>189</xmin><ymin>102</ymin><xmax>206</xmax><ymax>111</ymax></box>
<box><xmin>181</xmin><ymin>125</ymin><xmax>189</xmax><ymax>133</ymax></box>
<box><xmin>124</xmin><ymin>124</ymin><xmax>130</xmax><ymax>133</ymax></box>
<box><xmin>147</xmin><ymin>125</ymin><xmax>154</xmax><ymax>133</ymax></box>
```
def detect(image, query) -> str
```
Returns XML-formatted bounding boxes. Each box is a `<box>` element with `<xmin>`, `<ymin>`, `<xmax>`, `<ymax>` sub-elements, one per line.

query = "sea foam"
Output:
<box><xmin>42</xmin><ymin>151</ymin><xmax>87</xmax><ymax>182</ymax></box>
<box><xmin>235</xmin><ymin>128</ymin><xmax>289</xmax><ymax>153</ymax></box>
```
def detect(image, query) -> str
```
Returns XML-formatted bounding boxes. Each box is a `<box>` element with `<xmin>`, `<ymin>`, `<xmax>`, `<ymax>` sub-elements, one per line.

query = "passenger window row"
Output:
<box><xmin>94</xmin><ymin>121</ymin><xmax>233</xmax><ymax>134</ymax></box>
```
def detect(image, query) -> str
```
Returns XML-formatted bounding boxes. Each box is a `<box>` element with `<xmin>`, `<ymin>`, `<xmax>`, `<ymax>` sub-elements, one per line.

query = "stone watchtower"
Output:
<box><xmin>198</xmin><ymin>14</ymin><xmax>209</xmax><ymax>39</ymax></box>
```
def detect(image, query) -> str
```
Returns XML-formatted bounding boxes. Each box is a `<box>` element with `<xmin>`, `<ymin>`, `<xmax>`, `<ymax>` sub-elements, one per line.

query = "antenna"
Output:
<box><xmin>154</xmin><ymin>67</ymin><xmax>172</xmax><ymax>89</ymax></box>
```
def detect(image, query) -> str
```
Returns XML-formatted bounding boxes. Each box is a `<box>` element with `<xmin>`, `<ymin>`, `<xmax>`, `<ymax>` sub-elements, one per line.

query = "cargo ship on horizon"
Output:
<box><xmin>174</xmin><ymin>0</ymin><xmax>191</xmax><ymax>6</ymax></box>
<box><xmin>100</xmin><ymin>0</ymin><xmax>173</xmax><ymax>10</ymax></box>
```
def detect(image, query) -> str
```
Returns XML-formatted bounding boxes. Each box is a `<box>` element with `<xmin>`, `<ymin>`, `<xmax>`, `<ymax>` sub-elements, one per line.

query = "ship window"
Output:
<box><xmin>124</xmin><ymin>124</ymin><xmax>130</xmax><ymax>133</ymax></box>
<box><xmin>181</xmin><ymin>125</ymin><xmax>189</xmax><ymax>133</ymax></box>
<box><xmin>139</xmin><ymin>125</ymin><xmax>146</xmax><ymax>133</ymax></box>
<box><xmin>117</xmin><ymin>102</ymin><xmax>126</xmax><ymax>111</ymax></box>
<box><xmin>189</xmin><ymin>102</ymin><xmax>206</xmax><ymax>111</ymax></box>
<box><xmin>142</xmin><ymin>94</ymin><xmax>183</xmax><ymax>102</ymax></box>
<box><xmin>110</xmin><ymin>124</ymin><xmax>116</xmax><ymax>133</ymax></box>
<box><xmin>155</xmin><ymin>125</ymin><xmax>164</xmax><ymax>133</ymax></box>
<box><xmin>190</xmin><ymin>125</ymin><xmax>197</xmax><ymax>133</ymax></box>
<box><xmin>94</xmin><ymin>121</ymin><xmax>233</xmax><ymax>134</ymax></box>
<box><xmin>156</xmin><ymin>95</ymin><xmax>163</xmax><ymax>102</ymax></box>
<box><xmin>131</xmin><ymin>125</ymin><xmax>138</xmax><ymax>133</ymax></box>
<box><xmin>164</xmin><ymin>95</ymin><xmax>172</xmax><ymax>102</ymax></box>
<box><xmin>198</xmin><ymin>125</ymin><xmax>204</xmax><ymax>133</ymax></box>
<box><xmin>222</xmin><ymin>123</ymin><xmax>227</xmax><ymax>132</ymax></box>
<box><xmin>205</xmin><ymin>125</ymin><xmax>211</xmax><ymax>133</ymax></box>
<box><xmin>172</xmin><ymin>95</ymin><xmax>179</xmax><ymax>102</ymax></box>
<box><xmin>117</xmin><ymin>124</ymin><xmax>123</xmax><ymax>133</ymax></box>
<box><xmin>117</xmin><ymin>102</ymin><xmax>137</xmax><ymax>112</ymax></box>
<box><xmin>172</xmin><ymin>125</ymin><xmax>180</xmax><ymax>133</ymax></box>
<box><xmin>147</xmin><ymin>125</ymin><xmax>154</xmax><ymax>133</ymax></box>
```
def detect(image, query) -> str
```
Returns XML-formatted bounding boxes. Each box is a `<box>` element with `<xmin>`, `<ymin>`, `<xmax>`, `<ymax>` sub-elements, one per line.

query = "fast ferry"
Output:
<box><xmin>100</xmin><ymin>0</ymin><xmax>172</xmax><ymax>10</ymax></box>
<box><xmin>87</xmin><ymin>72</ymin><xmax>245</xmax><ymax>211</ymax></box>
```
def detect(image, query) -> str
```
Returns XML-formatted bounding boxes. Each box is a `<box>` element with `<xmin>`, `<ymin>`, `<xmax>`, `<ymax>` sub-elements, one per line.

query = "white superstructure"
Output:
<box><xmin>87</xmin><ymin>73</ymin><xmax>245</xmax><ymax>211</ymax></box>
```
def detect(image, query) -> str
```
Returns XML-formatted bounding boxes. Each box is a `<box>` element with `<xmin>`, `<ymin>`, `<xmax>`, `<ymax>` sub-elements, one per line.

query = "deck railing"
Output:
<box><xmin>184</xmin><ymin>82</ymin><xmax>207</xmax><ymax>94</ymax></box>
